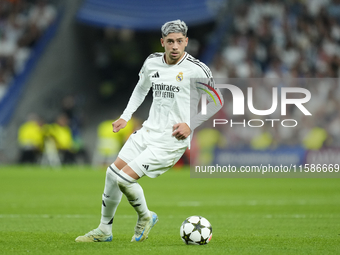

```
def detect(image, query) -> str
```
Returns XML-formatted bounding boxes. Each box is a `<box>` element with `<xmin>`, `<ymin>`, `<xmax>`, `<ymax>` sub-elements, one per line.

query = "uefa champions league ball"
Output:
<box><xmin>180</xmin><ymin>216</ymin><xmax>212</xmax><ymax>245</ymax></box>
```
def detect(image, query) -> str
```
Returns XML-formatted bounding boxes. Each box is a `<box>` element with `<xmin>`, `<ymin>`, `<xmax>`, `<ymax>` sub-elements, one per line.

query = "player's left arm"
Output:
<box><xmin>172</xmin><ymin>122</ymin><xmax>191</xmax><ymax>140</ymax></box>
<box><xmin>191</xmin><ymin>73</ymin><xmax>224</xmax><ymax>131</ymax></box>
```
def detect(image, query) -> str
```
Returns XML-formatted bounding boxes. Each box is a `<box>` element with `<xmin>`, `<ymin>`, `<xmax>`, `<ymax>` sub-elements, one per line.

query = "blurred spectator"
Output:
<box><xmin>307</xmin><ymin>0</ymin><xmax>331</xmax><ymax>17</ymax></box>
<box><xmin>0</xmin><ymin>69</ymin><xmax>10</xmax><ymax>100</ymax></box>
<box><xmin>0</xmin><ymin>32</ymin><xmax>17</xmax><ymax>69</ymax></box>
<box><xmin>194</xmin><ymin>127</ymin><xmax>226</xmax><ymax>165</ymax></box>
<box><xmin>92</xmin><ymin>117</ymin><xmax>140</xmax><ymax>167</ymax></box>
<box><xmin>302</xmin><ymin>126</ymin><xmax>328</xmax><ymax>150</ymax></box>
<box><xmin>279</xmin><ymin>39</ymin><xmax>300</xmax><ymax>69</ymax></box>
<box><xmin>209</xmin><ymin>54</ymin><xmax>228</xmax><ymax>83</ymax></box>
<box><xmin>17</xmin><ymin>113</ymin><xmax>44</xmax><ymax>163</ymax></box>
<box><xmin>328</xmin><ymin>111</ymin><xmax>340</xmax><ymax>145</ymax></box>
<box><xmin>44</xmin><ymin>113</ymin><xmax>75</xmax><ymax>164</ymax></box>
<box><xmin>250</xmin><ymin>131</ymin><xmax>273</xmax><ymax>150</ymax></box>
<box><xmin>328</xmin><ymin>0</ymin><xmax>340</xmax><ymax>21</ymax></box>
<box><xmin>222</xmin><ymin>35</ymin><xmax>246</xmax><ymax>66</ymax></box>
<box><xmin>28</xmin><ymin>0</ymin><xmax>56</xmax><ymax>31</ymax></box>
<box><xmin>0</xmin><ymin>0</ymin><xmax>57</xmax><ymax>101</ymax></box>
<box><xmin>17</xmin><ymin>22</ymin><xmax>41</xmax><ymax>48</ymax></box>
<box><xmin>60</xmin><ymin>95</ymin><xmax>89</xmax><ymax>164</ymax></box>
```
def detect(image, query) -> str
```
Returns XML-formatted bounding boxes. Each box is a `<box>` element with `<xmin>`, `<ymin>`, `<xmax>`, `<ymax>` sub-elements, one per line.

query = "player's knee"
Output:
<box><xmin>117</xmin><ymin>175</ymin><xmax>128</xmax><ymax>192</ymax></box>
<box><xmin>106</xmin><ymin>167</ymin><xmax>118</xmax><ymax>183</ymax></box>
<box><xmin>117</xmin><ymin>171</ymin><xmax>135</xmax><ymax>192</ymax></box>
<box><xmin>106</xmin><ymin>167</ymin><xmax>113</xmax><ymax>178</ymax></box>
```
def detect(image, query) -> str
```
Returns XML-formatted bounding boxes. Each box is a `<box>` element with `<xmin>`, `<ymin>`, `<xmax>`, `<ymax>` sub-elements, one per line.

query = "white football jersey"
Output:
<box><xmin>121</xmin><ymin>52</ymin><xmax>223</xmax><ymax>149</ymax></box>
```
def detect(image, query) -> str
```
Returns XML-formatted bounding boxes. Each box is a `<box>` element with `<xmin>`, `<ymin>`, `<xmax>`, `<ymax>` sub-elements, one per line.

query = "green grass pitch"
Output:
<box><xmin>0</xmin><ymin>165</ymin><xmax>339</xmax><ymax>255</ymax></box>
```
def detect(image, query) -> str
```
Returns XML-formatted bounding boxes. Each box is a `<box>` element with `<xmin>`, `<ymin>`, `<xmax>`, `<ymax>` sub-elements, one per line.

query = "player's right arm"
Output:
<box><xmin>112</xmin><ymin>118</ymin><xmax>127</xmax><ymax>133</ymax></box>
<box><xmin>117</xmin><ymin>62</ymin><xmax>151</xmax><ymax>131</ymax></box>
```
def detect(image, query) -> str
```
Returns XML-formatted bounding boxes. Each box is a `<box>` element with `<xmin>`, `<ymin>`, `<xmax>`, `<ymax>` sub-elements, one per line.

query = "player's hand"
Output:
<box><xmin>172</xmin><ymin>123</ymin><xmax>191</xmax><ymax>140</ymax></box>
<box><xmin>112</xmin><ymin>118</ymin><xmax>127</xmax><ymax>133</ymax></box>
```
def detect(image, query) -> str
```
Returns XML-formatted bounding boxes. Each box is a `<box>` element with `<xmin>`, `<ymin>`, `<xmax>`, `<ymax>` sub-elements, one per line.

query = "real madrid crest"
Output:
<box><xmin>176</xmin><ymin>72</ymin><xmax>183</xmax><ymax>82</ymax></box>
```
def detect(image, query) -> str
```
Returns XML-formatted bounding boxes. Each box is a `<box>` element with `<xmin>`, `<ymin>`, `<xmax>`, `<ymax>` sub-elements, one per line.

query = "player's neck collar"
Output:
<box><xmin>163</xmin><ymin>52</ymin><xmax>187</xmax><ymax>66</ymax></box>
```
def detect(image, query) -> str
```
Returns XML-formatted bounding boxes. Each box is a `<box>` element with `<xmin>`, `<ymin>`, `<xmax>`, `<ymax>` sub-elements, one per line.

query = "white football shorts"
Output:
<box><xmin>118</xmin><ymin>127</ymin><xmax>187</xmax><ymax>178</ymax></box>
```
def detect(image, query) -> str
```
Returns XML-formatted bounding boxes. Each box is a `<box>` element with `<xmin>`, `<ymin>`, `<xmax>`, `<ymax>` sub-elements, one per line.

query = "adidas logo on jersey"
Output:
<box><xmin>142</xmin><ymin>164</ymin><xmax>149</xmax><ymax>170</ymax></box>
<box><xmin>151</xmin><ymin>72</ymin><xmax>160</xmax><ymax>78</ymax></box>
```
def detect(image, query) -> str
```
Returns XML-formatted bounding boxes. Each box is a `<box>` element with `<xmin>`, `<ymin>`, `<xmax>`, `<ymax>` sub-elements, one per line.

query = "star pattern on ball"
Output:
<box><xmin>183</xmin><ymin>218</ymin><xmax>190</xmax><ymax>224</ymax></box>
<box><xmin>191</xmin><ymin>220</ymin><xmax>205</xmax><ymax>234</ymax></box>
<box><xmin>182</xmin><ymin>229</ymin><xmax>192</xmax><ymax>245</ymax></box>
<box><xmin>195</xmin><ymin>235</ymin><xmax>208</xmax><ymax>245</ymax></box>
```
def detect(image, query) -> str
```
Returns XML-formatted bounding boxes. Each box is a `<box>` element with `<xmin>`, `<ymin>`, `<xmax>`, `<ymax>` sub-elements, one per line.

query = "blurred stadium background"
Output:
<box><xmin>0</xmin><ymin>0</ymin><xmax>339</xmax><ymax>167</ymax></box>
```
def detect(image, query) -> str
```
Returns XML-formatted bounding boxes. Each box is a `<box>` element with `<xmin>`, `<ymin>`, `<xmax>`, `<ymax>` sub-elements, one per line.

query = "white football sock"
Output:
<box><xmin>98</xmin><ymin>164</ymin><xmax>123</xmax><ymax>235</ymax></box>
<box><xmin>117</xmin><ymin>171</ymin><xmax>150</xmax><ymax>221</ymax></box>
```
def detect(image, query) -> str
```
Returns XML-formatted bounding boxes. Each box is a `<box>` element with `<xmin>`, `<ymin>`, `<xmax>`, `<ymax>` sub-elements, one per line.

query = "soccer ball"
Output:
<box><xmin>180</xmin><ymin>216</ymin><xmax>212</xmax><ymax>245</ymax></box>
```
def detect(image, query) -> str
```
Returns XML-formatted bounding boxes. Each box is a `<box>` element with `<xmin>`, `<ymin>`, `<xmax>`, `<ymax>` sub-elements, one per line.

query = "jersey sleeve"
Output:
<box><xmin>190</xmin><ymin>65</ymin><xmax>224</xmax><ymax>131</ymax></box>
<box><xmin>120</xmin><ymin>62</ymin><xmax>151</xmax><ymax>122</ymax></box>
